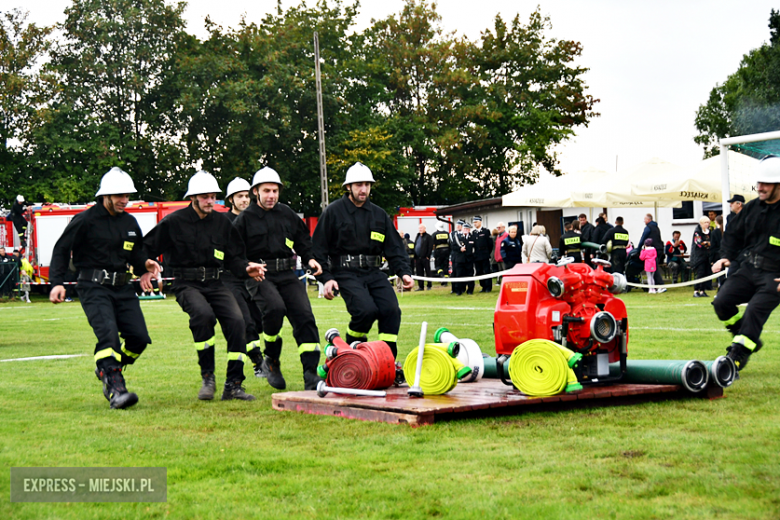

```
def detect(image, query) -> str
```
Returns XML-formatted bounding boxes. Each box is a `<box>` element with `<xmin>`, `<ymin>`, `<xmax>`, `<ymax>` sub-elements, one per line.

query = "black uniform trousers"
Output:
<box><xmin>474</xmin><ymin>258</ymin><xmax>492</xmax><ymax>292</ymax></box>
<box><xmin>78</xmin><ymin>281</ymin><xmax>151</xmax><ymax>370</ymax></box>
<box><xmin>415</xmin><ymin>257</ymin><xmax>432</xmax><ymax>289</ymax></box>
<box><xmin>713</xmin><ymin>263</ymin><xmax>780</xmax><ymax>348</ymax></box>
<box><xmin>434</xmin><ymin>248</ymin><xmax>450</xmax><ymax>284</ymax></box>
<box><xmin>454</xmin><ymin>261</ymin><xmax>475</xmax><ymax>295</ymax></box>
<box><xmin>12</xmin><ymin>216</ymin><xmax>27</xmax><ymax>247</ymax></box>
<box><xmin>172</xmin><ymin>279</ymin><xmax>247</xmax><ymax>382</ymax></box>
<box><xmin>609</xmin><ymin>250</ymin><xmax>627</xmax><ymax>275</ymax></box>
<box><xmin>335</xmin><ymin>268</ymin><xmax>402</xmax><ymax>357</ymax></box>
<box><xmin>246</xmin><ymin>269</ymin><xmax>320</xmax><ymax>370</ymax></box>
<box><xmin>223</xmin><ymin>274</ymin><xmax>263</xmax><ymax>345</ymax></box>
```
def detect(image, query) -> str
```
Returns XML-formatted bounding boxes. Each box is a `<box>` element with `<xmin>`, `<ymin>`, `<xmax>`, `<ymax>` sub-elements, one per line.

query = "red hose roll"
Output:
<box><xmin>325</xmin><ymin>340</ymin><xmax>396</xmax><ymax>390</ymax></box>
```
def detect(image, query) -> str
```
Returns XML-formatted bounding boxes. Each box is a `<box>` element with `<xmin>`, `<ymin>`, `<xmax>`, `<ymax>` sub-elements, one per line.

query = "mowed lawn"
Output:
<box><xmin>1</xmin><ymin>284</ymin><xmax>779</xmax><ymax>519</ymax></box>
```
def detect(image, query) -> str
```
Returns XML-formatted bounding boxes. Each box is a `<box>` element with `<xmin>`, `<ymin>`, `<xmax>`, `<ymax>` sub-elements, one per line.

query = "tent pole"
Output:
<box><xmin>719</xmin><ymin>142</ymin><xmax>730</xmax><ymax>231</ymax></box>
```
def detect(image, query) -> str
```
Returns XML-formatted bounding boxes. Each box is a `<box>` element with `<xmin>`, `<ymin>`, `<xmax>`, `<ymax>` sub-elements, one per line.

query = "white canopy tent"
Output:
<box><xmin>501</xmin><ymin>167</ymin><xmax>610</xmax><ymax>208</ymax></box>
<box><xmin>631</xmin><ymin>151</ymin><xmax>758</xmax><ymax>204</ymax></box>
<box><xmin>569</xmin><ymin>157</ymin><xmax>681</xmax><ymax>209</ymax></box>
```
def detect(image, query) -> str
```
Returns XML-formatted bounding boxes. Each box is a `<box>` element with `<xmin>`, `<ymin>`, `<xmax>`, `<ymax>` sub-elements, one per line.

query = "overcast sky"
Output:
<box><xmin>7</xmin><ymin>0</ymin><xmax>779</xmax><ymax>177</ymax></box>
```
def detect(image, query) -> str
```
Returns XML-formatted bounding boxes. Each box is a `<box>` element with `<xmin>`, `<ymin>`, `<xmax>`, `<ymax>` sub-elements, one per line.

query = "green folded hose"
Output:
<box><xmin>608</xmin><ymin>359</ymin><xmax>709</xmax><ymax>393</ymax></box>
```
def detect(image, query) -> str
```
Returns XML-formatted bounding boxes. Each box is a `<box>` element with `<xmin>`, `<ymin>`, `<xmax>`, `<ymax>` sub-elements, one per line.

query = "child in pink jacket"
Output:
<box><xmin>639</xmin><ymin>238</ymin><xmax>658</xmax><ymax>294</ymax></box>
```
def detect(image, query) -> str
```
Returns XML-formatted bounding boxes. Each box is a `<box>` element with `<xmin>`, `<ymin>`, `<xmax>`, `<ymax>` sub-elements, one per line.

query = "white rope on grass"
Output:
<box><xmin>626</xmin><ymin>270</ymin><xmax>726</xmax><ymax>289</ymax></box>
<box><xmin>1</xmin><ymin>354</ymin><xmax>88</xmax><ymax>362</ymax></box>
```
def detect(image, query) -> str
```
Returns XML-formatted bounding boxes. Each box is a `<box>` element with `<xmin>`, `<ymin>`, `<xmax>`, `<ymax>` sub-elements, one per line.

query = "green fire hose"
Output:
<box><xmin>608</xmin><ymin>359</ymin><xmax>710</xmax><ymax>393</ymax></box>
<box><xmin>507</xmin><ymin>339</ymin><xmax>583</xmax><ymax>397</ymax></box>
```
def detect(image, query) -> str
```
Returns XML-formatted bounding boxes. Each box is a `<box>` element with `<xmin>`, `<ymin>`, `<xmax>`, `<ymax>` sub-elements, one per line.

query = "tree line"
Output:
<box><xmin>0</xmin><ymin>0</ymin><xmax>599</xmax><ymax>215</ymax></box>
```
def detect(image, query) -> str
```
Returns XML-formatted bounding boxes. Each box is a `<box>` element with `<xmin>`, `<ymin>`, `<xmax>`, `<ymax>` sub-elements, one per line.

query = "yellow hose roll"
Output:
<box><xmin>507</xmin><ymin>339</ymin><xmax>583</xmax><ymax>397</ymax></box>
<box><xmin>424</xmin><ymin>343</ymin><xmax>473</xmax><ymax>379</ymax></box>
<box><xmin>404</xmin><ymin>346</ymin><xmax>458</xmax><ymax>395</ymax></box>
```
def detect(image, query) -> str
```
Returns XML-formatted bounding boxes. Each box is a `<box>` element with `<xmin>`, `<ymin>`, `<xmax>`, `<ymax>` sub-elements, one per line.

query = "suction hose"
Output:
<box><xmin>318</xmin><ymin>329</ymin><xmax>396</xmax><ymax>390</ymax></box>
<box><xmin>507</xmin><ymin>339</ymin><xmax>583</xmax><ymax>397</ymax></box>
<box><xmin>608</xmin><ymin>359</ymin><xmax>710</xmax><ymax>393</ymax></box>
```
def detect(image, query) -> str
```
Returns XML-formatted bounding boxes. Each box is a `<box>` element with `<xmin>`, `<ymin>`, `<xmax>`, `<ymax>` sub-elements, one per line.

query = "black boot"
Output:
<box><xmin>198</xmin><ymin>373</ymin><xmax>216</xmax><ymax>400</ymax></box>
<box><xmin>262</xmin><ymin>356</ymin><xmax>286</xmax><ymax>390</ymax></box>
<box><xmin>221</xmin><ymin>380</ymin><xmax>255</xmax><ymax>401</ymax></box>
<box><xmin>726</xmin><ymin>343</ymin><xmax>753</xmax><ymax>371</ymax></box>
<box><xmin>303</xmin><ymin>369</ymin><xmax>322</xmax><ymax>391</ymax></box>
<box><xmin>725</xmin><ymin>319</ymin><xmax>763</xmax><ymax>353</ymax></box>
<box><xmin>247</xmin><ymin>347</ymin><xmax>266</xmax><ymax>379</ymax></box>
<box><xmin>95</xmin><ymin>367</ymin><xmax>138</xmax><ymax>409</ymax></box>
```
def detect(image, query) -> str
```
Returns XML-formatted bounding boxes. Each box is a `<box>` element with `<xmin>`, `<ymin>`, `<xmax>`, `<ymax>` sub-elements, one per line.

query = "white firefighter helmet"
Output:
<box><xmin>184</xmin><ymin>170</ymin><xmax>221</xmax><ymax>198</ymax></box>
<box><xmin>342</xmin><ymin>162</ymin><xmax>375</xmax><ymax>186</ymax></box>
<box><xmin>226</xmin><ymin>177</ymin><xmax>251</xmax><ymax>199</ymax></box>
<box><xmin>251</xmin><ymin>167</ymin><xmax>284</xmax><ymax>188</ymax></box>
<box><xmin>756</xmin><ymin>156</ymin><xmax>780</xmax><ymax>184</ymax></box>
<box><xmin>95</xmin><ymin>167</ymin><xmax>137</xmax><ymax>197</ymax></box>
<box><xmin>16</xmin><ymin>195</ymin><xmax>24</xmax><ymax>203</ymax></box>
<box><xmin>436</xmin><ymin>222</ymin><xmax>446</xmax><ymax>231</ymax></box>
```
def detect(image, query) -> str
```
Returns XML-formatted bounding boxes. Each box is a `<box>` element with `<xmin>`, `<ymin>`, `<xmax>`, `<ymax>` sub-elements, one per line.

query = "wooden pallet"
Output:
<box><xmin>272</xmin><ymin>380</ymin><xmax>724</xmax><ymax>427</ymax></box>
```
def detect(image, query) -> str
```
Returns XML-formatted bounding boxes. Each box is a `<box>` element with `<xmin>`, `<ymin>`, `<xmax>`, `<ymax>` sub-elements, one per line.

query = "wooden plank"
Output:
<box><xmin>271</xmin><ymin>380</ymin><xmax>718</xmax><ymax>426</ymax></box>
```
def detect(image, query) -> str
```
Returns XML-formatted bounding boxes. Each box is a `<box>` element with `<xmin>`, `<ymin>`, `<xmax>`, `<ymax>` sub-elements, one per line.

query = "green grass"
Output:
<box><xmin>1</xmin><ymin>284</ymin><xmax>779</xmax><ymax>519</ymax></box>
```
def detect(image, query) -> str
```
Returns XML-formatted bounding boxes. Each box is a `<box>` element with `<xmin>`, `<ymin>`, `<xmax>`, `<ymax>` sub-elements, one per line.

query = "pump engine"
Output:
<box><xmin>494</xmin><ymin>258</ymin><xmax>628</xmax><ymax>384</ymax></box>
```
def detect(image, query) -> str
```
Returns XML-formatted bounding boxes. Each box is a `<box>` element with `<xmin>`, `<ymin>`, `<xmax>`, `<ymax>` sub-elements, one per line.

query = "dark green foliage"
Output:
<box><xmin>5</xmin><ymin>0</ymin><xmax>598</xmax><ymax>213</ymax></box>
<box><xmin>694</xmin><ymin>9</ymin><xmax>780</xmax><ymax>158</ymax></box>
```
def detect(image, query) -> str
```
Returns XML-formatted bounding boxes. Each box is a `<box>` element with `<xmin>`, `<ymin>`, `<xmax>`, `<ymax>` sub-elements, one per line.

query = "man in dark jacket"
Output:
<box><xmin>712</xmin><ymin>156</ymin><xmax>780</xmax><ymax>371</ymax></box>
<box><xmin>601</xmin><ymin>217</ymin><xmax>629</xmax><ymax>274</ymax></box>
<box><xmin>665</xmin><ymin>230</ymin><xmax>688</xmax><ymax>283</ymax></box>
<box><xmin>233</xmin><ymin>167</ymin><xmax>324</xmax><ymax>390</ymax></box>
<box><xmin>559</xmin><ymin>221</ymin><xmax>582</xmax><ymax>262</ymax></box>
<box><xmin>592</xmin><ymin>216</ymin><xmax>611</xmax><ymax>245</ymax></box>
<box><xmin>145</xmin><ymin>171</ymin><xmax>265</xmax><ymax>401</ymax></box>
<box><xmin>472</xmin><ymin>216</ymin><xmax>493</xmax><ymax>292</ymax></box>
<box><xmin>312</xmin><ymin>162</ymin><xmax>413</xmax><ymax>358</ymax></box>
<box><xmin>638</xmin><ymin>214</ymin><xmax>667</xmax><ymax>293</ymax></box>
<box><xmin>11</xmin><ymin>195</ymin><xmax>28</xmax><ymax>248</ymax></box>
<box><xmin>413</xmin><ymin>224</ymin><xmax>433</xmax><ymax>291</ymax></box>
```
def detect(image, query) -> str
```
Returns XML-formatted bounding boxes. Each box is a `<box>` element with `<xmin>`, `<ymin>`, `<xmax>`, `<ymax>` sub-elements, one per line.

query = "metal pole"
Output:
<box><xmin>314</xmin><ymin>32</ymin><xmax>329</xmax><ymax>210</ymax></box>
<box><xmin>720</xmin><ymin>142</ymin><xmax>730</xmax><ymax>230</ymax></box>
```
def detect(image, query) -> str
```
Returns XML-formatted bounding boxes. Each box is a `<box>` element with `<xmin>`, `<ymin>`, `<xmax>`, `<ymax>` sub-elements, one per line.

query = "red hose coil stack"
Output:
<box><xmin>323</xmin><ymin>332</ymin><xmax>396</xmax><ymax>390</ymax></box>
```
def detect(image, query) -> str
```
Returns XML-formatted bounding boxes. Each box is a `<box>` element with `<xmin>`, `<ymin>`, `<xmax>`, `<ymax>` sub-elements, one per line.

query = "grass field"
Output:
<box><xmin>1</xmin><ymin>284</ymin><xmax>779</xmax><ymax>519</ymax></box>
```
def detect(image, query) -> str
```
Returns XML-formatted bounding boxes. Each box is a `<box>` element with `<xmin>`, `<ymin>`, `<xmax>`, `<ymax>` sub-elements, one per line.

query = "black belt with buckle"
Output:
<box><xmin>78</xmin><ymin>269</ymin><xmax>132</xmax><ymax>286</ymax></box>
<box><xmin>743</xmin><ymin>251</ymin><xmax>780</xmax><ymax>272</ymax></box>
<box><xmin>261</xmin><ymin>257</ymin><xmax>295</xmax><ymax>273</ymax></box>
<box><xmin>172</xmin><ymin>267</ymin><xmax>222</xmax><ymax>281</ymax></box>
<box><xmin>337</xmin><ymin>254</ymin><xmax>382</xmax><ymax>269</ymax></box>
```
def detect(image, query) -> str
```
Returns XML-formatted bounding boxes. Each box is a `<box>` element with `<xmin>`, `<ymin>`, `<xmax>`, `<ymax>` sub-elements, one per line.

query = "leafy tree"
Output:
<box><xmin>694</xmin><ymin>9</ymin><xmax>780</xmax><ymax>158</ymax></box>
<box><xmin>28</xmin><ymin>0</ymin><xmax>188</xmax><ymax>202</ymax></box>
<box><xmin>0</xmin><ymin>8</ymin><xmax>52</xmax><ymax>204</ymax></box>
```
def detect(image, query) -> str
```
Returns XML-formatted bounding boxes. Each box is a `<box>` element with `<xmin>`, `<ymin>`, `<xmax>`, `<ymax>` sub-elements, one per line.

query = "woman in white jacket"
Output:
<box><xmin>522</xmin><ymin>225</ymin><xmax>553</xmax><ymax>264</ymax></box>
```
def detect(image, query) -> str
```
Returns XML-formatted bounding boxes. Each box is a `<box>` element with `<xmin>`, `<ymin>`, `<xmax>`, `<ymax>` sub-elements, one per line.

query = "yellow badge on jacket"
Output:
<box><xmin>285</xmin><ymin>238</ymin><xmax>294</xmax><ymax>249</ymax></box>
<box><xmin>371</xmin><ymin>231</ymin><xmax>385</xmax><ymax>242</ymax></box>
<box><xmin>123</xmin><ymin>241</ymin><xmax>134</xmax><ymax>250</ymax></box>
<box><xmin>214</xmin><ymin>249</ymin><xmax>225</xmax><ymax>260</ymax></box>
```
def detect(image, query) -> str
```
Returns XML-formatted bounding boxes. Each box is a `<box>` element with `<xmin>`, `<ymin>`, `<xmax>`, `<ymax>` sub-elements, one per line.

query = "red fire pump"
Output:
<box><xmin>493</xmin><ymin>257</ymin><xmax>628</xmax><ymax>385</ymax></box>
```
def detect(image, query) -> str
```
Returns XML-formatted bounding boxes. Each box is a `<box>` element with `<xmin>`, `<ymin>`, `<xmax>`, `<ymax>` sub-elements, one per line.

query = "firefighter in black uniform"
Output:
<box><xmin>559</xmin><ymin>221</ymin><xmax>583</xmax><ymax>262</ymax></box>
<box><xmin>233</xmin><ymin>167</ymin><xmax>323</xmax><ymax>390</ymax></box>
<box><xmin>450</xmin><ymin>220</ymin><xmax>465</xmax><ymax>295</ymax></box>
<box><xmin>49</xmin><ymin>167</ymin><xmax>161</xmax><ymax>409</ymax></box>
<box><xmin>145</xmin><ymin>171</ymin><xmax>265</xmax><ymax>401</ymax></box>
<box><xmin>433</xmin><ymin>222</ymin><xmax>450</xmax><ymax>285</ymax></box>
<box><xmin>472</xmin><ymin>216</ymin><xmax>493</xmax><ymax>292</ymax></box>
<box><xmin>11</xmin><ymin>195</ymin><xmax>28</xmax><ymax>248</ymax></box>
<box><xmin>460</xmin><ymin>222</ymin><xmax>476</xmax><ymax>295</ymax></box>
<box><xmin>223</xmin><ymin>177</ymin><xmax>265</xmax><ymax>378</ymax></box>
<box><xmin>712</xmin><ymin>156</ymin><xmax>780</xmax><ymax>371</ymax></box>
<box><xmin>601</xmin><ymin>216</ymin><xmax>629</xmax><ymax>274</ymax></box>
<box><xmin>312</xmin><ymin>162</ymin><xmax>414</xmax><ymax>358</ymax></box>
